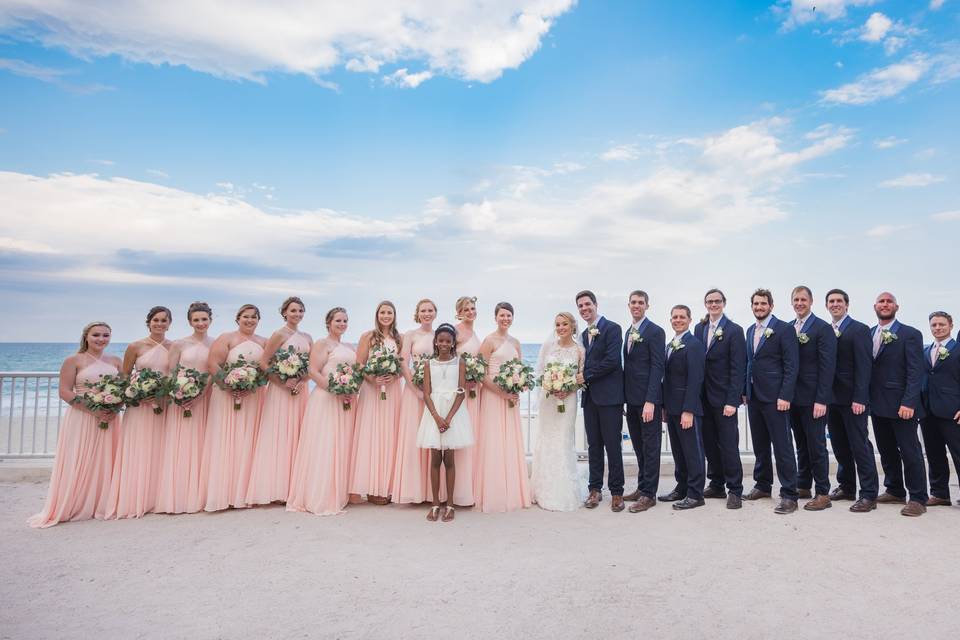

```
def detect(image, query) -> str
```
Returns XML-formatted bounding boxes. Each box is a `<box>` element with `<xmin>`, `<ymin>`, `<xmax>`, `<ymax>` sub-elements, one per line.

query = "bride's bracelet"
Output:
<box><xmin>455</xmin><ymin>387</ymin><xmax>465</xmax><ymax>395</ymax></box>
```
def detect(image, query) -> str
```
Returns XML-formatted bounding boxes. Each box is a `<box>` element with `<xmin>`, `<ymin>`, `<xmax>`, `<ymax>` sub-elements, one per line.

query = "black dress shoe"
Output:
<box><xmin>744</xmin><ymin>488</ymin><xmax>771</xmax><ymax>501</ymax></box>
<box><xmin>672</xmin><ymin>497</ymin><xmax>705</xmax><ymax>510</ymax></box>
<box><xmin>849</xmin><ymin>498</ymin><xmax>877</xmax><ymax>512</ymax></box>
<box><xmin>774</xmin><ymin>499</ymin><xmax>798</xmax><ymax>514</ymax></box>
<box><xmin>657</xmin><ymin>488</ymin><xmax>684</xmax><ymax>502</ymax></box>
<box><xmin>702</xmin><ymin>486</ymin><xmax>727</xmax><ymax>499</ymax></box>
<box><xmin>726</xmin><ymin>494</ymin><xmax>742</xmax><ymax>510</ymax></box>
<box><xmin>829</xmin><ymin>487</ymin><xmax>856</xmax><ymax>501</ymax></box>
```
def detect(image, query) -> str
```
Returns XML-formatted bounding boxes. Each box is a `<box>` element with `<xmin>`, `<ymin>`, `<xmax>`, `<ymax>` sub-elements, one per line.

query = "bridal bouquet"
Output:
<box><xmin>328</xmin><ymin>362</ymin><xmax>363</xmax><ymax>411</ymax></box>
<box><xmin>124</xmin><ymin>367</ymin><xmax>171</xmax><ymax>415</ymax></box>
<box><xmin>215</xmin><ymin>355</ymin><xmax>267</xmax><ymax>410</ymax></box>
<box><xmin>80</xmin><ymin>374</ymin><xmax>127</xmax><ymax>429</ymax></box>
<box><xmin>461</xmin><ymin>353</ymin><xmax>487</xmax><ymax>398</ymax></box>
<box><xmin>169</xmin><ymin>366</ymin><xmax>210</xmax><ymax>418</ymax></box>
<box><xmin>493</xmin><ymin>358</ymin><xmax>536</xmax><ymax>408</ymax></box>
<box><xmin>364</xmin><ymin>346</ymin><xmax>402</xmax><ymax>400</ymax></box>
<box><xmin>410</xmin><ymin>354</ymin><xmax>431</xmax><ymax>388</ymax></box>
<box><xmin>268</xmin><ymin>345</ymin><xmax>310</xmax><ymax>395</ymax></box>
<box><xmin>539</xmin><ymin>362</ymin><xmax>579</xmax><ymax>413</ymax></box>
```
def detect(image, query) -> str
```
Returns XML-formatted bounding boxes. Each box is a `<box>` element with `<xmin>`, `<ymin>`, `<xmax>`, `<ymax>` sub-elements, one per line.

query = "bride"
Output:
<box><xmin>531</xmin><ymin>311</ymin><xmax>586</xmax><ymax>511</ymax></box>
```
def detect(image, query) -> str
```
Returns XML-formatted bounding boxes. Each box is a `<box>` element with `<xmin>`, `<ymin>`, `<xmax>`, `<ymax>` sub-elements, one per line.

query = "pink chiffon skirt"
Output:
<box><xmin>392</xmin><ymin>384</ymin><xmax>430</xmax><ymax>504</ymax></box>
<box><xmin>200</xmin><ymin>387</ymin><xmax>262</xmax><ymax>511</ymax></box>
<box><xmin>246</xmin><ymin>382</ymin><xmax>308</xmax><ymax>505</ymax></box>
<box><xmin>104</xmin><ymin>404</ymin><xmax>165</xmax><ymax>519</ymax></box>
<box><xmin>474</xmin><ymin>392</ymin><xmax>531</xmax><ymax>513</ymax></box>
<box><xmin>154</xmin><ymin>394</ymin><xmax>209</xmax><ymax>514</ymax></box>
<box><xmin>348</xmin><ymin>379</ymin><xmax>400</xmax><ymax>498</ymax></box>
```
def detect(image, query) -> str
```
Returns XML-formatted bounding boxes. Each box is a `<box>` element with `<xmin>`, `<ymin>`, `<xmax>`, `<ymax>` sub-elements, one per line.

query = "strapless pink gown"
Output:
<box><xmin>105</xmin><ymin>343</ymin><xmax>170</xmax><ymax>519</ymax></box>
<box><xmin>246</xmin><ymin>332</ymin><xmax>310</xmax><ymax>505</ymax></box>
<box><xmin>474</xmin><ymin>340</ymin><xmax>531</xmax><ymax>513</ymax></box>
<box><xmin>450</xmin><ymin>330</ymin><xmax>481</xmax><ymax>507</ymax></box>
<box><xmin>200</xmin><ymin>340</ymin><xmax>264</xmax><ymax>511</ymax></box>
<box><xmin>28</xmin><ymin>358</ymin><xmax>120</xmax><ymax>527</ymax></box>
<box><xmin>287</xmin><ymin>342</ymin><xmax>357</xmax><ymax>515</ymax></box>
<box><xmin>392</xmin><ymin>330</ymin><xmax>433</xmax><ymax>504</ymax></box>
<box><xmin>349</xmin><ymin>337</ymin><xmax>400</xmax><ymax>499</ymax></box>
<box><xmin>155</xmin><ymin>340</ymin><xmax>210</xmax><ymax>514</ymax></box>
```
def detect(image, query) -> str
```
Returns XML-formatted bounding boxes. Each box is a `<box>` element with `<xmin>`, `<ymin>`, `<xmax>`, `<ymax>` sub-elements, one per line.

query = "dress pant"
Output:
<box><xmin>702</xmin><ymin>402</ymin><xmax>743</xmax><ymax>496</ymax></box>
<box><xmin>747</xmin><ymin>401</ymin><xmax>798</xmax><ymax>500</ymax></box>
<box><xmin>920</xmin><ymin>416</ymin><xmax>960</xmax><ymax>500</ymax></box>
<box><xmin>826</xmin><ymin>404</ymin><xmax>879</xmax><ymax>500</ymax></box>
<box><xmin>871</xmin><ymin>414</ymin><xmax>928</xmax><ymax>504</ymax></box>
<box><xmin>665</xmin><ymin>414</ymin><xmax>705</xmax><ymax>501</ymax></box>
<box><xmin>625</xmin><ymin>403</ymin><xmax>662</xmax><ymax>499</ymax></box>
<box><xmin>789</xmin><ymin>404</ymin><xmax>831</xmax><ymax>496</ymax></box>
<box><xmin>584</xmin><ymin>396</ymin><xmax>625</xmax><ymax>496</ymax></box>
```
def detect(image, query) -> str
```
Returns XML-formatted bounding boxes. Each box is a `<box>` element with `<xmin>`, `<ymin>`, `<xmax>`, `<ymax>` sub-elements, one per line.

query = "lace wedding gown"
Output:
<box><xmin>530</xmin><ymin>342</ymin><xmax>584</xmax><ymax>511</ymax></box>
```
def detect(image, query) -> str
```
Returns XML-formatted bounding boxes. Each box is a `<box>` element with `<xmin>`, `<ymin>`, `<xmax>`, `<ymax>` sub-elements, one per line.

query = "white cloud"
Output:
<box><xmin>873</xmin><ymin>136</ymin><xmax>907</xmax><ymax>149</ymax></box>
<box><xmin>860</xmin><ymin>12</ymin><xmax>892</xmax><ymax>42</ymax></box>
<box><xmin>0</xmin><ymin>56</ymin><xmax>113</xmax><ymax>93</ymax></box>
<box><xmin>930</xmin><ymin>0</ymin><xmax>946</xmax><ymax>10</ymax></box>
<box><xmin>778</xmin><ymin>0</ymin><xmax>878</xmax><ymax>30</ymax></box>
<box><xmin>383</xmin><ymin>68</ymin><xmax>434</xmax><ymax>89</ymax></box>
<box><xmin>0</xmin><ymin>0</ymin><xmax>575</xmax><ymax>85</ymax></box>
<box><xmin>601</xmin><ymin>144</ymin><xmax>641</xmax><ymax>162</ymax></box>
<box><xmin>852</xmin><ymin>13</ymin><xmax>920</xmax><ymax>55</ymax></box>
<box><xmin>878</xmin><ymin>173</ymin><xmax>945</xmax><ymax>188</ymax></box>
<box><xmin>146</xmin><ymin>169</ymin><xmax>169</xmax><ymax>179</ymax></box>
<box><xmin>931</xmin><ymin>210</ymin><xmax>960</xmax><ymax>220</ymax></box>
<box><xmin>820</xmin><ymin>53</ymin><xmax>931</xmax><ymax>104</ymax></box>
<box><xmin>0</xmin><ymin>236</ymin><xmax>57</xmax><ymax>253</ymax></box>
<box><xmin>866</xmin><ymin>223</ymin><xmax>911</xmax><ymax>237</ymax></box>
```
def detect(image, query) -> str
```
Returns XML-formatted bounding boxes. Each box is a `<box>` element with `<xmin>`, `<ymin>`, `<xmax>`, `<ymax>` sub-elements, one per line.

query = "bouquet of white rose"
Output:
<box><xmin>539</xmin><ymin>362</ymin><xmax>579</xmax><ymax>413</ymax></box>
<box><xmin>364</xmin><ymin>345</ymin><xmax>402</xmax><ymax>400</ymax></box>
<box><xmin>268</xmin><ymin>345</ymin><xmax>310</xmax><ymax>395</ymax></box>
<box><xmin>80</xmin><ymin>374</ymin><xmax>127</xmax><ymax>429</ymax></box>
<box><xmin>410</xmin><ymin>354</ymin><xmax>431</xmax><ymax>388</ymax></box>
<box><xmin>493</xmin><ymin>358</ymin><xmax>536</xmax><ymax>408</ymax></box>
<box><xmin>169</xmin><ymin>366</ymin><xmax>210</xmax><ymax>418</ymax></box>
<box><xmin>328</xmin><ymin>362</ymin><xmax>363</xmax><ymax>411</ymax></box>
<box><xmin>461</xmin><ymin>353</ymin><xmax>487</xmax><ymax>399</ymax></box>
<box><xmin>124</xmin><ymin>367</ymin><xmax>171</xmax><ymax>415</ymax></box>
<box><xmin>215</xmin><ymin>355</ymin><xmax>267</xmax><ymax>410</ymax></box>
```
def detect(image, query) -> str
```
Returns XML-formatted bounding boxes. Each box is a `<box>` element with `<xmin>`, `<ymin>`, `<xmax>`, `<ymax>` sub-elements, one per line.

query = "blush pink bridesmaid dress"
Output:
<box><xmin>474</xmin><ymin>340</ymin><xmax>532</xmax><ymax>513</ymax></box>
<box><xmin>105</xmin><ymin>342</ymin><xmax>170</xmax><ymax>519</ymax></box>
<box><xmin>287</xmin><ymin>341</ymin><xmax>357</xmax><ymax>515</ymax></box>
<box><xmin>200</xmin><ymin>340</ymin><xmax>265</xmax><ymax>511</ymax></box>
<box><xmin>348</xmin><ymin>337</ymin><xmax>401</xmax><ymax>501</ymax></box>
<box><xmin>450</xmin><ymin>330</ymin><xmax>481</xmax><ymax>507</ymax></box>
<box><xmin>28</xmin><ymin>356</ymin><xmax>120</xmax><ymax>527</ymax></box>
<box><xmin>246</xmin><ymin>332</ymin><xmax>311</xmax><ymax>505</ymax></box>
<box><xmin>154</xmin><ymin>339</ymin><xmax>210</xmax><ymax>514</ymax></box>
<box><xmin>391</xmin><ymin>330</ymin><xmax>434</xmax><ymax>504</ymax></box>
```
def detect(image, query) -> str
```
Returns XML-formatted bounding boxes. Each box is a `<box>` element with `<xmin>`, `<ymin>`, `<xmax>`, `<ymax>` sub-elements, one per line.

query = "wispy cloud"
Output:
<box><xmin>383</xmin><ymin>68</ymin><xmax>434</xmax><ymax>89</ymax></box>
<box><xmin>0</xmin><ymin>57</ymin><xmax>114</xmax><ymax>93</ymax></box>
<box><xmin>873</xmin><ymin>136</ymin><xmax>907</xmax><ymax>149</ymax></box>
<box><xmin>146</xmin><ymin>169</ymin><xmax>169</xmax><ymax>179</ymax></box>
<box><xmin>776</xmin><ymin>0</ymin><xmax>878</xmax><ymax>30</ymax></box>
<box><xmin>852</xmin><ymin>12</ymin><xmax>920</xmax><ymax>55</ymax></box>
<box><xmin>821</xmin><ymin>53</ymin><xmax>931</xmax><ymax>105</ymax></box>
<box><xmin>601</xmin><ymin>144</ymin><xmax>641</xmax><ymax>162</ymax></box>
<box><xmin>878</xmin><ymin>172</ymin><xmax>945</xmax><ymax>188</ymax></box>
<box><xmin>866</xmin><ymin>223</ymin><xmax>911</xmax><ymax>237</ymax></box>
<box><xmin>931</xmin><ymin>209</ymin><xmax>960</xmax><ymax>221</ymax></box>
<box><xmin>930</xmin><ymin>0</ymin><xmax>946</xmax><ymax>10</ymax></box>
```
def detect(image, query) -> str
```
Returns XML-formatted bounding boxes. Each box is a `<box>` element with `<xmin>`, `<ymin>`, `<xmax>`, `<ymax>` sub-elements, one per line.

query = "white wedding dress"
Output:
<box><xmin>530</xmin><ymin>341</ymin><xmax>585</xmax><ymax>511</ymax></box>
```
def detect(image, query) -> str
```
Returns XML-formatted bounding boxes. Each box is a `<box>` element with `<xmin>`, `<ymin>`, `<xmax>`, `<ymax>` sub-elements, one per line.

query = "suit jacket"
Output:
<box><xmin>580</xmin><ymin>316</ymin><xmax>624</xmax><ymax>407</ymax></box>
<box><xmin>623</xmin><ymin>317</ymin><xmax>665</xmax><ymax>406</ymax></box>
<box><xmin>868</xmin><ymin>320</ymin><xmax>925</xmax><ymax>419</ymax></box>
<box><xmin>922</xmin><ymin>337</ymin><xmax>960</xmax><ymax>419</ymax></box>
<box><xmin>831</xmin><ymin>315</ymin><xmax>872</xmax><ymax>407</ymax></box>
<box><xmin>792</xmin><ymin>314</ymin><xmax>837</xmax><ymax>407</ymax></box>
<box><xmin>745</xmin><ymin>315</ymin><xmax>798</xmax><ymax>404</ymax></box>
<box><xmin>694</xmin><ymin>315</ymin><xmax>746</xmax><ymax>409</ymax></box>
<box><xmin>662</xmin><ymin>332</ymin><xmax>705</xmax><ymax>416</ymax></box>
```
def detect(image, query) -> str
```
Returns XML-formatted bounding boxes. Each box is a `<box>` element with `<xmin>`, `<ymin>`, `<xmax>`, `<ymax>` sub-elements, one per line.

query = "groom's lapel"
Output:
<box><xmin>756</xmin><ymin>316</ymin><xmax>775</xmax><ymax>354</ymax></box>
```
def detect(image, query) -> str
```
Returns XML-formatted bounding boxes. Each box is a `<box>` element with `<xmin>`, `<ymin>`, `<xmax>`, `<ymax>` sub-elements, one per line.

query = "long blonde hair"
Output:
<box><xmin>372</xmin><ymin>300</ymin><xmax>402</xmax><ymax>351</ymax></box>
<box><xmin>78</xmin><ymin>322</ymin><xmax>111</xmax><ymax>353</ymax></box>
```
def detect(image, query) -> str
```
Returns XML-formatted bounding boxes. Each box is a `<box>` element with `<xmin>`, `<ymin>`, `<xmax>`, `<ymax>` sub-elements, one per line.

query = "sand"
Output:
<box><xmin>2</xmin><ymin>475</ymin><xmax>959</xmax><ymax>640</ymax></box>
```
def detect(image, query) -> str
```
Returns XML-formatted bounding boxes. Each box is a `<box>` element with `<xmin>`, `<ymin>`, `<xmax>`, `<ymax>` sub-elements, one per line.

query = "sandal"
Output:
<box><xmin>427</xmin><ymin>506</ymin><xmax>441</xmax><ymax>522</ymax></box>
<box><xmin>441</xmin><ymin>506</ymin><xmax>455</xmax><ymax>522</ymax></box>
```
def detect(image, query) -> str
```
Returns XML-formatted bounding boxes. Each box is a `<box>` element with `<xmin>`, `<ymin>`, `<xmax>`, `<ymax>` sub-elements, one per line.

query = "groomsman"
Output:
<box><xmin>576</xmin><ymin>290</ymin><xmax>626</xmax><ymax>512</ymax></box>
<box><xmin>660</xmin><ymin>305</ymin><xmax>707</xmax><ymax>510</ymax></box>
<box><xmin>919</xmin><ymin>311</ymin><xmax>960</xmax><ymax>506</ymax></box>
<box><xmin>621</xmin><ymin>290</ymin><xmax>666</xmax><ymax>513</ymax></box>
<box><xmin>787</xmin><ymin>286</ymin><xmax>837</xmax><ymax>511</ymax></box>
<box><xmin>869</xmin><ymin>292</ymin><xmax>928</xmax><ymax>516</ymax></box>
<box><xmin>824</xmin><ymin>289</ymin><xmax>880</xmax><ymax>512</ymax></box>
<box><xmin>743</xmin><ymin>288</ymin><xmax>800</xmax><ymax>514</ymax></box>
<box><xmin>694</xmin><ymin>288</ymin><xmax>746</xmax><ymax>509</ymax></box>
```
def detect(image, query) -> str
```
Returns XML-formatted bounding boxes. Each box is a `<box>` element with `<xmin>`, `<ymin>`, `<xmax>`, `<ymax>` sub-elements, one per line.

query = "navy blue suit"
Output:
<box><xmin>745</xmin><ymin>316</ymin><xmax>799</xmax><ymax>500</ymax></box>
<box><xmin>788</xmin><ymin>314</ymin><xmax>837</xmax><ymax>496</ymax></box>
<box><xmin>694</xmin><ymin>315</ymin><xmax>746</xmax><ymax>495</ymax></box>
<box><xmin>869</xmin><ymin>320</ymin><xmax>928</xmax><ymax>503</ymax></box>
<box><xmin>581</xmin><ymin>316</ymin><xmax>625</xmax><ymax>496</ymax></box>
<box><xmin>826</xmin><ymin>316</ymin><xmax>879</xmax><ymax>500</ymax></box>
<box><xmin>919</xmin><ymin>337</ymin><xmax>960</xmax><ymax>500</ymax></box>
<box><xmin>662</xmin><ymin>332</ymin><xmax>706</xmax><ymax>501</ymax></box>
<box><xmin>622</xmin><ymin>317</ymin><xmax>665</xmax><ymax>498</ymax></box>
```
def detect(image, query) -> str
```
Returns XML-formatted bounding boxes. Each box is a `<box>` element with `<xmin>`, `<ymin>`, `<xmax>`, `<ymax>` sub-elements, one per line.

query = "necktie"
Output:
<box><xmin>932</xmin><ymin>342</ymin><xmax>940</xmax><ymax>367</ymax></box>
<box><xmin>873</xmin><ymin>327</ymin><xmax>883</xmax><ymax>358</ymax></box>
<box><xmin>832</xmin><ymin>321</ymin><xmax>839</xmax><ymax>334</ymax></box>
<box><xmin>795</xmin><ymin>318</ymin><xmax>803</xmax><ymax>336</ymax></box>
<box><xmin>588</xmin><ymin>325</ymin><xmax>595</xmax><ymax>346</ymax></box>
<box><xmin>753</xmin><ymin>323</ymin><xmax>763</xmax><ymax>351</ymax></box>
<box><xmin>707</xmin><ymin>323</ymin><xmax>716</xmax><ymax>348</ymax></box>
<box><xmin>627</xmin><ymin>326</ymin><xmax>634</xmax><ymax>354</ymax></box>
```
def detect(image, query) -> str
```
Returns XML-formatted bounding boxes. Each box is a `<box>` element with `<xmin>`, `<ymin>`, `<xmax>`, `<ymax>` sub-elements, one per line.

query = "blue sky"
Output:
<box><xmin>0</xmin><ymin>0</ymin><xmax>958</xmax><ymax>342</ymax></box>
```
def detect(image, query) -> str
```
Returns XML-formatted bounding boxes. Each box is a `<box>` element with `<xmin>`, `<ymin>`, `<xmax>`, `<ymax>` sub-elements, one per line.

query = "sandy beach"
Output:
<box><xmin>2</xmin><ymin>473</ymin><xmax>959</xmax><ymax>640</ymax></box>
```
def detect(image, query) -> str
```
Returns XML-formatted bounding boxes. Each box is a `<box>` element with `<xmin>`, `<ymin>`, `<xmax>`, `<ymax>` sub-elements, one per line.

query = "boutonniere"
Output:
<box><xmin>714</xmin><ymin>327</ymin><xmax>724</xmax><ymax>341</ymax></box>
<box><xmin>628</xmin><ymin>329</ymin><xmax>643</xmax><ymax>344</ymax></box>
<box><xmin>938</xmin><ymin>346</ymin><xmax>950</xmax><ymax>361</ymax></box>
<box><xmin>588</xmin><ymin>325</ymin><xmax>599</xmax><ymax>338</ymax></box>
<box><xmin>880</xmin><ymin>328</ymin><xmax>898</xmax><ymax>345</ymax></box>
<box><xmin>834</xmin><ymin>328</ymin><xmax>842</xmax><ymax>338</ymax></box>
<box><xmin>798</xmin><ymin>333</ymin><xmax>809</xmax><ymax>344</ymax></box>
<box><xmin>763</xmin><ymin>328</ymin><xmax>774</xmax><ymax>339</ymax></box>
<box><xmin>670</xmin><ymin>338</ymin><xmax>686</xmax><ymax>351</ymax></box>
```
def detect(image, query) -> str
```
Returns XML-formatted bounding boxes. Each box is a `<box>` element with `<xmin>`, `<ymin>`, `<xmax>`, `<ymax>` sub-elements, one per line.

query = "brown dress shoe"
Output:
<box><xmin>703</xmin><ymin>486</ymin><xmax>727</xmax><ymax>499</ymax></box>
<box><xmin>584</xmin><ymin>490</ymin><xmax>602</xmax><ymax>509</ymax></box>
<box><xmin>628</xmin><ymin>496</ymin><xmax>656</xmax><ymax>513</ymax></box>
<box><xmin>927</xmin><ymin>496</ymin><xmax>952</xmax><ymax>506</ymax></box>
<box><xmin>623</xmin><ymin>489</ymin><xmax>642</xmax><ymax>502</ymax></box>
<box><xmin>744</xmin><ymin>488</ymin><xmax>771</xmax><ymax>501</ymax></box>
<box><xmin>803</xmin><ymin>494</ymin><xmax>832</xmax><ymax>511</ymax></box>
<box><xmin>726</xmin><ymin>494</ymin><xmax>742</xmax><ymax>509</ymax></box>
<box><xmin>849</xmin><ymin>498</ymin><xmax>877</xmax><ymax>512</ymax></box>
<box><xmin>797</xmin><ymin>489</ymin><xmax>813</xmax><ymax>499</ymax></box>
<box><xmin>876</xmin><ymin>492</ymin><xmax>906</xmax><ymax>504</ymax></box>
<box><xmin>900</xmin><ymin>501</ymin><xmax>927</xmax><ymax>517</ymax></box>
<box><xmin>611</xmin><ymin>495</ymin><xmax>625</xmax><ymax>512</ymax></box>
<box><xmin>829</xmin><ymin>487</ymin><xmax>856</xmax><ymax>501</ymax></box>
<box><xmin>774</xmin><ymin>499</ymin><xmax>798</xmax><ymax>514</ymax></box>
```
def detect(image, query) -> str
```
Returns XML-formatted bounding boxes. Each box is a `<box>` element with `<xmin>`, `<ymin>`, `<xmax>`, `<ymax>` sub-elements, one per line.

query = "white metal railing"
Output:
<box><xmin>0</xmin><ymin>372</ymin><xmax>756</xmax><ymax>461</ymax></box>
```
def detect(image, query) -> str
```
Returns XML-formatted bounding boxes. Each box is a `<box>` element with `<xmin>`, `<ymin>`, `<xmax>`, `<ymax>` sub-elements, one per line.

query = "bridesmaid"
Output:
<box><xmin>200</xmin><ymin>304</ymin><xmax>267</xmax><ymax>511</ymax></box>
<box><xmin>28</xmin><ymin>322</ymin><xmax>121</xmax><ymax>527</ymax></box>
<box><xmin>349</xmin><ymin>300</ymin><xmax>402</xmax><ymax>505</ymax></box>
<box><xmin>105</xmin><ymin>306</ymin><xmax>173</xmax><ymax>519</ymax></box>
<box><xmin>475</xmin><ymin>302</ymin><xmax>532</xmax><ymax>513</ymax></box>
<box><xmin>287</xmin><ymin>307</ymin><xmax>358</xmax><ymax>515</ymax></box>
<box><xmin>246</xmin><ymin>296</ymin><xmax>312</xmax><ymax>505</ymax></box>
<box><xmin>453</xmin><ymin>296</ymin><xmax>480</xmax><ymax>507</ymax></box>
<box><xmin>392</xmin><ymin>298</ymin><xmax>437</xmax><ymax>504</ymax></box>
<box><xmin>155</xmin><ymin>302</ymin><xmax>214</xmax><ymax>514</ymax></box>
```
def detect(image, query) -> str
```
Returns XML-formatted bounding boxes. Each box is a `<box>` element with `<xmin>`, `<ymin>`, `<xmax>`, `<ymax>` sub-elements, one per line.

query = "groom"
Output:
<box><xmin>576</xmin><ymin>290</ymin><xmax>626</xmax><ymax>512</ymax></box>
